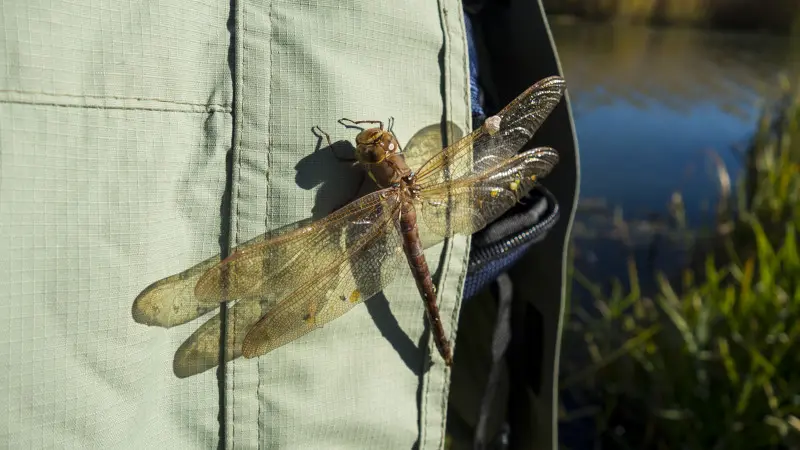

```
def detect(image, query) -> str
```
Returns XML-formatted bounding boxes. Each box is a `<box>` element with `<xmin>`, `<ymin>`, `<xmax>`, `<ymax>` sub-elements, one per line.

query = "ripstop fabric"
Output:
<box><xmin>0</xmin><ymin>0</ymin><xmax>471</xmax><ymax>448</ymax></box>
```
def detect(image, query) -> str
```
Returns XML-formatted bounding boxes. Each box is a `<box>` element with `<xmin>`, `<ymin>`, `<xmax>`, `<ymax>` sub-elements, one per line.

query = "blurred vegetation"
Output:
<box><xmin>544</xmin><ymin>0</ymin><xmax>800</xmax><ymax>34</ymax></box>
<box><xmin>559</xmin><ymin>75</ymin><xmax>800</xmax><ymax>448</ymax></box>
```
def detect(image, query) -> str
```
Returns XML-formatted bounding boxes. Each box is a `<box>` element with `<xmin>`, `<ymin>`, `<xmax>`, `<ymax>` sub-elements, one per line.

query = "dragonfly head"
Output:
<box><xmin>354</xmin><ymin>128</ymin><xmax>401</xmax><ymax>166</ymax></box>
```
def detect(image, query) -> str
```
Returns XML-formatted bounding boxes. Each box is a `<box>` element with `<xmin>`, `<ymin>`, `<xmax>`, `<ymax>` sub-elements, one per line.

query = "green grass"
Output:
<box><xmin>559</xmin><ymin>76</ymin><xmax>800</xmax><ymax>449</ymax></box>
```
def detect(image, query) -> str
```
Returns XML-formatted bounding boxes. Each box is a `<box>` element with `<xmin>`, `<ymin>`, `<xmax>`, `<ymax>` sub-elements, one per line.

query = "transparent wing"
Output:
<box><xmin>132</xmin><ymin>254</ymin><xmax>222</xmax><ymax>328</ymax></box>
<box><xmin>414</xmin><ymin>147</ymin><xmax>559</xmax><ymax>246</ymax></box>
<box><xmin>182</xmin><ymin>189</ymin><xmax>408</xmax><ymax>358</ymax></box>
<box><xmin>240</xmin><ymin>221</ymin><xmax>405</xmax><ymax>358</ymax></box>
<box><xmin>170</xmin><ymin>220</ymin><xmax>407</xmax><ymax>367</ymax></box>
<box><xmin>401</xmin><ymin>122</ymin><xmax>465</xmax><ymax>173</ymax></box>
<box><xmin>193</xmin><ymin>190</ymin><xmax>403</xmax><ymax>306</ymax></box>
<box><xmin>413</xmin><ymin>76</ymin><xmax>566</xmax><ymax>186</ymax></box>
<box><xmin>132</xmin><ymin>219</ymin><xmax>315</xmax><ymax>328</ymax></box>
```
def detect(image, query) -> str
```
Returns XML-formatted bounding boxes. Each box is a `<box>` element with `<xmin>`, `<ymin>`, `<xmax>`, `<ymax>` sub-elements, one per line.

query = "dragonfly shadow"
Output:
<box><xmin>294</xmin><ymin>130</ymin><xmax>367</xmax><ymax>220</ymax></box>
<box><xmin>364</xmin><ymin>293</ymin><xmax>425</xmax><ymax>376</ymax></box>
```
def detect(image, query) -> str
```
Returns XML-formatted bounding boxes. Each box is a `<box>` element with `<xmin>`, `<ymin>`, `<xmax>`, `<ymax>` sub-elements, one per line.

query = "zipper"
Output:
<box><xmin>468</xmin><ymin>186</ymin><xmax>561</xmax><ymax>271</ymax></box>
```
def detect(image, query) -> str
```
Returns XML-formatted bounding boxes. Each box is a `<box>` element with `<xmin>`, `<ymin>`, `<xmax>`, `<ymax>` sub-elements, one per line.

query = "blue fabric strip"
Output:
<box><xmin>464</xmin><ymin>12</ymin><xmax>486</xmax><ymax>119</ymax></box>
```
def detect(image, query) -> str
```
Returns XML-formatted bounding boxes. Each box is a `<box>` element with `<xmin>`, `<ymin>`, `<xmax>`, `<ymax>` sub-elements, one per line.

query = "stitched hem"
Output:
<box><xmin>418</xmin><ymin>1</ymin><xmax>471</xmax><ymax>449</ymax></box>
<box><xmin>227</xmin><ymin>0</ymin><xmax>246</xmax><ymax>446</ymax></box>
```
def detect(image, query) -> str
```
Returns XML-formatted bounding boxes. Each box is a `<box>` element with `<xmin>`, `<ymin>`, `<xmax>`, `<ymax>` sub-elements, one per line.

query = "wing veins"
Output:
<box><xmin>194</xmin><ymin>188</ymin><xmax>397</xmax><ymax>303</ymax></box>
<box><xmin>242</xmin><ymin>198</ymin><xmax>404</xmax><ymax>356</ymax></box>
<box><xmin>266</xmin><ymin>198</ymin><xmax>400</xmax><ymax>312</ymax></box>
<box><xmin>219</xmin><ymin>188</ymin><xmax>392</xmax><ymax>261</ymax></box>
<box><xmin>412</xmin><ymin>76</ymin><xmax>565</xmax><ymax>185</ymax></box>
<box><xmin>419</xmin><ymin>147</ymin><xmax>559</xmax><ymax>196</ymax></box>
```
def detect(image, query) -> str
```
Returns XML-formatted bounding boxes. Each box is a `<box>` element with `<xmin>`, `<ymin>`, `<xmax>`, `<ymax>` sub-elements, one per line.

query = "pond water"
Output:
<box><xmin>550</xmin><ymin>20</ymin><xmax>800</xmax><ymax>290</ymax></box>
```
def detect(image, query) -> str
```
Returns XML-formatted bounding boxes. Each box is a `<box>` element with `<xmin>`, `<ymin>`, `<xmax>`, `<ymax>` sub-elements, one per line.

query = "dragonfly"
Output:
<box><xmin>134</xmin><ymin>75</ymin><xmax>566</xmax><ymax>367</ymax></box>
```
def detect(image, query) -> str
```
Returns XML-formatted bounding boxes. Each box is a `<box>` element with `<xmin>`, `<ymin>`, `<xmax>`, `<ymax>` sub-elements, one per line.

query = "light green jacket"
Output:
<box><xmin>0</xmin><ymin>0</ymin><xmax>578</xmax><ymax>448</ymax></box>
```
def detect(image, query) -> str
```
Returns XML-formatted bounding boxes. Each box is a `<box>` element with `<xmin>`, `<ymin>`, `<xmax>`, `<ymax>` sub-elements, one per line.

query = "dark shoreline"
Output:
<box><xmin>545</xmin><ymin>3</ymin><xmax>800</xmax><ymax>36</ymax></box>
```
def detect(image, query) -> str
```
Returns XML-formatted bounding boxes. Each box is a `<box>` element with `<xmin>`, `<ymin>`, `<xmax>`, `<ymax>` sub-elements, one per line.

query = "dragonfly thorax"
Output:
<box><xmin>400</xmin><ymin>175</ymin><xmax>421</xmax><ymax>197</ymax></box>
<box><xmin>355</xmin><ymin>127</ymin><xmax>412</xmax><ymax>188</ymax></box>
<box><xmin>354</xmin><ymin>128</ymin><xmax>400</xmax><ymax>165</ymax></box>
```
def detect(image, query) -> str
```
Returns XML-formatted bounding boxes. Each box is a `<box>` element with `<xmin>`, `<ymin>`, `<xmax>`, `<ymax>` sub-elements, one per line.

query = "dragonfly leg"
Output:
<box><xmin>312</xmin><ymin>125</ymin><xmax>357</xmax><ymax>162</ymax></box>
<box><xmin>311</xmin><ymin>125</ymin><xmax>333</xmax><ymax>148</ymax></box>
<box><xmin>339</xmin><ymin>118</ymin><xmax>384</xmax><ymax>130</ymax></box>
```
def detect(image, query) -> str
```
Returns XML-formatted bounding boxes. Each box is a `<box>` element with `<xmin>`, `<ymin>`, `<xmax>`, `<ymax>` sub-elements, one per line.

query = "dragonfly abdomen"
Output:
<box><xmin>398</xmin><ymin>200</ymin><xmax>454</xmax><ymax>366</ymax></box>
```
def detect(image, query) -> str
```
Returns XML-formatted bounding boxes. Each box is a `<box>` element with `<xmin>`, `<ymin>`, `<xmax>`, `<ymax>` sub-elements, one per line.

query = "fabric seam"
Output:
<box><xmin>256</xmin><ymin>0</ymin><xmax>274</xmax><ymax>444</ymax></box>
<box><xmin>0</xmin><ymin>98</ymin><xmax>229</xmax><ymax>113</ymax></box>
<box><xmin>421</xmin><ymin>0</ymin><xmax>447</xmax><ymax>442</ymax></box>
<box><xmin>421</xmin><ymin>1</ymin><xmax>469</xmax><ymax>449</ymax></box>
<box><xmin>435</xmin><ymin>2</ymin><xmax>453</xmax><ymax>447</ymax></box>
<box><xmin>421</xmin><ymin>0</ymin><xmax>445</xmax><ymax>446</ymax></box>
<box><xmin>439</xmin><ymin>5</ymin><xmax>472</xmax><ymax>450</ymax></box>
<box><xmin>0</xmin><ymin>88</ymin><xmax>231</xmax><ymax>109</ymax></box>
<box><xmin>230</xmin><ymin>0</ymin><xmax>245</xmax><ymax>446</ymax></box>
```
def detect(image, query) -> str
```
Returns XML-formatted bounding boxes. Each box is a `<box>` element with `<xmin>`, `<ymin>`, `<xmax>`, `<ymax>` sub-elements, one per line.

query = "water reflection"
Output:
<box><xmin>552</xmin><ymin>20</ymin><xmax>799</xmax><ymax>118</ymax></box>
<box><xmin>552</xmin><ymin>20</ymin><xmax>798</xmax><ymax>292</ymax></box>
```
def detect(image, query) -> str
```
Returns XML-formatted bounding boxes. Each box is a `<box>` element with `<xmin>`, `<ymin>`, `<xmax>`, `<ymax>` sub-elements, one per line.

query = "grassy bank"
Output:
<box><xmin>544</xmin><ymin>0</ymin><xmax>800</xmax><ymax>34</ymax></box>
<box><xmin>559</xmin><ymin>76</ymin><xmax>800</xmax><ymax>448</ymax></box>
